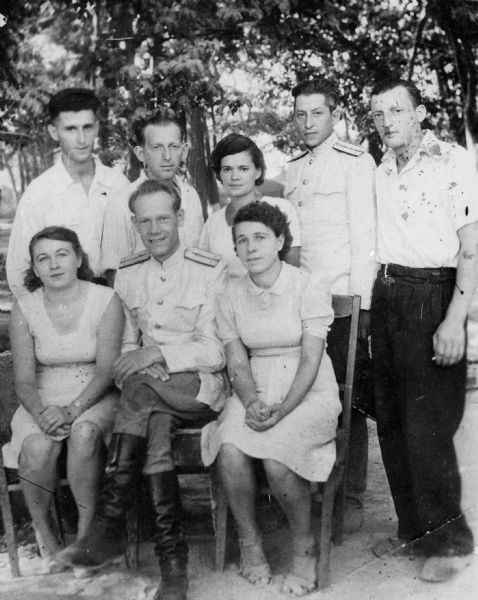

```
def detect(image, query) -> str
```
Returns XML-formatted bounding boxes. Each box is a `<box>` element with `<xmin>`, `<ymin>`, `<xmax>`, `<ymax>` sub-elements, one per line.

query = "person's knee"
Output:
<box><xmin>69</xmin><ymin>421</ymin><xmax>102</xmax><ymax>455</ymax></box>
<box><xmin>19</xmin><ymin>435</ymin><xmax>61</xmax><ymax>471</ymax></box>
<box><xmin>263</xmin><ymin>458</ymin><xmax>290</xmax><ymax>484</ymax></box>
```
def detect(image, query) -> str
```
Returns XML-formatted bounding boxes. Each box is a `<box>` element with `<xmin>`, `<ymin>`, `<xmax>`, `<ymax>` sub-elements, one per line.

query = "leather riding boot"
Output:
<box><xmin>57</xmin><ymin>433</ymin><xmax>146</xmax><ymax>567</ymax></box>
<box><xmin>149</xmin><ymin>471</ymin><xmax>188</xmax><ymax>600</ymax></box>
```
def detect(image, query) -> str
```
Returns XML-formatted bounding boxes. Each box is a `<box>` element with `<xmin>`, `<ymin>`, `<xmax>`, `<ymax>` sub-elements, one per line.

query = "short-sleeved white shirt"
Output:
<box><xmin>376</xmin><ymin>130</ymin><xmax>478</xmax><ymax>268</ymax></box>
<box><xmin>199</xmin><ymin>196</ymin><xmax>301</xmax><ymax>279</ymax></box>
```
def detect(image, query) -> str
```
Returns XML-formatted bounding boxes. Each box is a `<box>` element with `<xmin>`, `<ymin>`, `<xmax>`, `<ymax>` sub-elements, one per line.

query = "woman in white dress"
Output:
<box><xmin>9</xmin><ymin>226</ymin><xmax>124</xmax><ymax>571</ymax></box>
<box><xmin>199</xmin><ymin>133</ymin><xmax>301</xmax><ymax>277</ymax></box>
<box><xmin>202</xmin><ymin>202</ymin><xmax>341</xmax><ymax>596</ymax></box>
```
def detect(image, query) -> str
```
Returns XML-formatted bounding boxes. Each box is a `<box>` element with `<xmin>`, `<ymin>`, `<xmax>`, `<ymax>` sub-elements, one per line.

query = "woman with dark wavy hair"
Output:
<box><xmin>8</xmin><ymin>226</ymin><xmax>124</xmax><ymax>572</ymax></box>
<box><xmin>202</xmin><ymin>203</ymin><xmax>340</xmax><ymax>596</ymax></box>
<box><xmin>200</xmin><ymin>133</ymin><xmax>301</xmax><ymax>278</ymax></box>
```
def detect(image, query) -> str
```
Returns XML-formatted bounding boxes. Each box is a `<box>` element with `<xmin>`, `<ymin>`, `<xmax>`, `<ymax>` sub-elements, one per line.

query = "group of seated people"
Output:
<box><xmin>6</xmin><ymin>75</ymin><xmax>477</xmax><ymax>600</ymax></box>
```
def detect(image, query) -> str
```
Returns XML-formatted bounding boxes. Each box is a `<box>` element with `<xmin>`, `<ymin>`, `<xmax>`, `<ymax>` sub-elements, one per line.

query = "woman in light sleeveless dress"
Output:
<box><xmin>199</xmin><ymin>133</ymin><xmax>301</xmax><ymax>278</ymax></box>
<box><xmin>202</xmin><ymin>203</ymin><xmax>341</xmax><ymax>596</ymax></box>
<box><xmin>9</xmin><ymin>226</ymin><xmax>124</xmax><ymax>572</ymax></box>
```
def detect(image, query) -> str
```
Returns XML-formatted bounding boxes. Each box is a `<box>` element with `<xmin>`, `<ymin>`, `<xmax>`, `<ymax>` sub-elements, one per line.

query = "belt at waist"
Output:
<box><xmin>380</xmin><ymin>263</ymin><xmax>456</xmax><ymax>281</ymax></box>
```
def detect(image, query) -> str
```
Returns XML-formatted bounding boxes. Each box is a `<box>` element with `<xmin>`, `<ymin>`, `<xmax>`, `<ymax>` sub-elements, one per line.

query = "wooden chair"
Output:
<box><xmin>213</xmin><ymin>293</ymin><xmax>361</xmax><ymax>589</ymax></box>
<box><xmin>0</xmin><ymin>443</ymin><xmax>70</xmax><ymax>578</ymax></box>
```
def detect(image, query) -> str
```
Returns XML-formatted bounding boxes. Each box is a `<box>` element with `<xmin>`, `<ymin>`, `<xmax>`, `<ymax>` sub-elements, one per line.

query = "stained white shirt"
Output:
<box><xmin>100</xmin><ymin>172</ymin><xmax>204</xmax><ymax>271</ymax></box>
<box><xmin>376</xmin><ymin>130</ymin><xmax>478</xmax><ymax>268</ymax></box>
<box><xmin>6</xmin><ymin>156</ymin><xmax>128</xmax><ymax>297</ymax></box>
<box><xmin>199</xmin><ymin>196</ymin><xmax>301</xmax><ymax>279</ymax></box>
<box><xmin>285</xmin><ymin>132</ymin><xmax>377</xmax><ymax>309</ymax></box>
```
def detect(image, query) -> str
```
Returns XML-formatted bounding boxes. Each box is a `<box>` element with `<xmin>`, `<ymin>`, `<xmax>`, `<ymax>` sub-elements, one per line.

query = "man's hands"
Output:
<box><xmin>433</xmin><ymin>316</ymin><xmax>466</xmax><ymax>367</ymax></box>
<box><xmin>113</xmin><ymin>347</ymin><xmax>169</xmax><ymax>385</ymax></box>
<box><xmin>244</xmin><ymin>400</ymin><xmax>284</xmax><ymax>431</ymax></box>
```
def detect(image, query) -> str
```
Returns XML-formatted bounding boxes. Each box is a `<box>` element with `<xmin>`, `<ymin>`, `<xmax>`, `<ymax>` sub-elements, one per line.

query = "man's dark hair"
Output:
<box><xmin>48</xmin><ymin>88</ymin><xmax>101</xmax><ymax>122</ymax></box>
<box><xmin>370</xmin><ymin>78</ymin><xmax>422</xmax><ymax>108</ymax></box>
<box><xmin>291</xmin><ymin>78</ymin><xmax>341</xmax><ymax>111</ymax></box>
<box><xmin>232</xmin><ymin>201</ymin><xmax>292</xmax><ymax>261</ymax></box>
<box><xmin>210</xmin><ymin>133</ymin><xmax>266</xmax><ymax>186</ymax></box>
<box><xmin>131</xmin><ymin>109</ymin><xmax>186</xmax><ymax>147</ymax></box>
<box><xmin>129</xmin><ymin>178</ymin><xmax>182</xmax><ymax>214</ymax></box>
<box><xmin>25</xmin><ymin>226</ymin><xmax>94</xmax><ymax>291</ymax></box>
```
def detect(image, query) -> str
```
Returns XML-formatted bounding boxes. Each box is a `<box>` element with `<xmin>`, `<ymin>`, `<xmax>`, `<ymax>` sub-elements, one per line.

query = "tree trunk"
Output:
<box><xmin>187</xmin><ymin>106</ymin><xmax>218</xmax><ymax>218</ymax></box>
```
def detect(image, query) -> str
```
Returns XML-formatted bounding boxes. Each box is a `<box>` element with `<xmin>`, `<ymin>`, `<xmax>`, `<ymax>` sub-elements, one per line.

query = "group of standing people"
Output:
<box><xmin>4</xmin><ymin>74</ymin><xmax>477</xmax><ymax>599</ymax></box>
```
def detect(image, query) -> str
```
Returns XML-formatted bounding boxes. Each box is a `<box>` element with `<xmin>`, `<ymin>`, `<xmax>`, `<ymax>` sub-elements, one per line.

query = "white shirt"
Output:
<box><xmin>115</xmin><ymin>244</ymin><xmax>226</xmax><ymax>411</ymax></box>
<box><xmin>100</xmin><ymin>172</ymin><xmax>204</xmax><ymax>271</ymax></box>
<box><xmin>285</xmin><ymin>132</ymin><xmax>377</xmax><ymax>309</ymax></box>
<box><xmin>6</xmin><ymin>156</ymin><xmax>128</xmax><ymax>298</ymax></box>
<box><xmin>199</xmin><ymin>196</ymin><xmax>301</xmax><ymax>279</ymax></box>
<box><xmin>376</xmin><ymin>130</ymin><xmax>478</xmax><ymax>268</ymax></box>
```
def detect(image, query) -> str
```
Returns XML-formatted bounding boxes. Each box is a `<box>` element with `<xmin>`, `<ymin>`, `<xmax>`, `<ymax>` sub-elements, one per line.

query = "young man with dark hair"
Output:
<box><xmin>286</xmin><ymin>76</ymin><xmax>377</xmax><ymax>535</ymax></box>
<box><xmin>58</xmin><ymin>178</ymin><xmax>226</xmax><ymax>600</ymax></box>
<box><xmin>6</xmin><ymin>88</ymin><xmax>128</xmax><ymax>297</ymax></box>
<box><xmin>101</xmin><ymin>111</ymin><xmax>204</xmax><ymax>285</ymax></box>
<box><xmin>370</xmin><ymin>77</ymin><xmax>477</xmax><ymax>581</ymax></box>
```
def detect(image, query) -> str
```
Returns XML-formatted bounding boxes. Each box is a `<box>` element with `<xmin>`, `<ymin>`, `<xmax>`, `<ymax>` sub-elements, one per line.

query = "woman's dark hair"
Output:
<box><xmin>232</xmin><ymin>201</ymin><xmax>292</xmax><ymax>261</ymax></box>
<box><xmin>24</xmin><ymin>226</ymin><xmax>94</xmax><ymax>292</ymax></box>
<box><xmin>210</xmin><ymin>133</ymin><xmax>266</xmax><ymax>186</ymax></box>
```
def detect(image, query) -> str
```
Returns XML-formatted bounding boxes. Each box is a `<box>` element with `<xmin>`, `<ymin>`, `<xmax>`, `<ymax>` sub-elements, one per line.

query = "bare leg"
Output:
<box><xmin>218</xmin><ymin>444</ymin><xmax>270</xmax><ymax>584</ymax></box>
<box><xmin>264</xmin><ymin>459</ymin><xmax>316</xmax><ymax>595</ymax></box>
<box><xmin>67</xmin><ymin>421</ymin><xmax>103</xmax><ymax>538</ymax></box>
<box><xmin>19</xmin><ymin>434</ymin><xmax>62</xmax><ymax>557</ymax></box>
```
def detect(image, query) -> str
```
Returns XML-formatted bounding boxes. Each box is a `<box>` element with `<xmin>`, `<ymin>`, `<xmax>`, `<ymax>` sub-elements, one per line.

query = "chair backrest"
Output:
<box><xmin>330</xmin><ymin>294</ymin><xmax>361</xmax><ymax>450</ymax></box>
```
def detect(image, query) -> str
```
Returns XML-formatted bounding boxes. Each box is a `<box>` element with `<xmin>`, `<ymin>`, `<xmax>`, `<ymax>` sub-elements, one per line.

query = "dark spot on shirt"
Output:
<box><xmin>465</xmin><ymin>206</ymin><xmax>469</xmax><ymax>216</ymax></box>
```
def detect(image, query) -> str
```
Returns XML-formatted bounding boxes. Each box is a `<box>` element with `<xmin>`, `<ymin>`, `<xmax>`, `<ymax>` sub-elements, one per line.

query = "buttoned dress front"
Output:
<box><xmin>201</xmin><ymin>263</ymin><xmax>341</xmax><ymax>482</ymax></box>
<box><xmin>6</xmin><ymin>157</ymin><xmax>128</xmax><ymax>298</ymax></box>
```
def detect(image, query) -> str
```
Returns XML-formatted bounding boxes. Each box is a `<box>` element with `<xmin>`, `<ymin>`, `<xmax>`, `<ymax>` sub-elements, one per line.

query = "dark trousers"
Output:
<box><xmin>327</xmin><ymin>317</ymin><xmax>371</xmax><ymax>503</ymax></box>
<box><xmin>371</xmin><ymin>268</ymin><xmax>474</xmax><ymax>556</ymax></box>
<box><xmin>114</xmin><ymin>373</ymin><xmax>216</xmax><ymax>474</ymax></box>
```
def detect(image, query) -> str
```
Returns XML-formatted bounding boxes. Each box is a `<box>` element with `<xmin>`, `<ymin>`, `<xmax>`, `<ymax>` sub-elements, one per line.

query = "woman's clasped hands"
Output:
<box><xmin>38</xmin><ymin>405</ymin><xmax>73</xmax><ymax>437</ymax></box>
<box><xmin>245</xmin><ymin>399</ymin><xmax>284</xmax><ymax>431</ymax></box>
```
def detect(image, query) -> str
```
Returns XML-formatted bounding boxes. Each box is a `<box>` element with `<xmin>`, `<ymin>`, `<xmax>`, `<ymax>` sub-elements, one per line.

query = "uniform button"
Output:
<box><xmin>160</xmin><ymin>276</ymin><xmax>166</xmax><ymax>282</ymax></box>
<box><xmin>302</xmin><ymin>179</ymin><xmax>309</xmax><ymax>185</ymax></box>
<box><xmin>157</xmin><ymin>299</ymin><xmax>164</xmax><ymax>305</ymax></box>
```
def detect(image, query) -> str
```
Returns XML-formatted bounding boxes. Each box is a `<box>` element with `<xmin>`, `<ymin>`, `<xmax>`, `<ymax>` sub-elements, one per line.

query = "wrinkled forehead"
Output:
<box><xmin>370</xmin><ymin>86</ymin><xmax>415</xmax><ymax>110</ymax></box>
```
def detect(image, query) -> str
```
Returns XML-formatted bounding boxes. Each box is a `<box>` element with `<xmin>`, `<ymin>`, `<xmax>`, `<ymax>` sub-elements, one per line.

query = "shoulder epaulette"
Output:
<box><xmin>332</xmin><ymin>140</ymin><xmax>364</xmax><ymax>157</ymax></box>
<box><xmin>118</xmin><ymin>249</ymin><xmax>150</xmax><ymax>269</ymax></box>
<box><xmin>287</xmin><ymin>151</ymin><xmax>308</xmax><ymax>164</ymax></box>
<box><xmin>185</xmin><ymin>247</ymin><xmax>221</xmax><ymax>268</ymax></box>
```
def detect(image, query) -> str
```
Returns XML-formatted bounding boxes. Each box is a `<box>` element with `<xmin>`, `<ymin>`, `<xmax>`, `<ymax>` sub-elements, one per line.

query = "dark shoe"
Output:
<box><xmin>153</xmin><ymin>556</ymin><xmax>188</xmax><ymax>600</ymax></box>
<box><xmin>420</xmin><ymin>555</ymin><xmax>472</xmax><ymax>582</ymax></box>
<box><xmin>343</xmin><ymin>497</ymin><xmax>363</xmax><ymax>536</ymax></box>
<box><xmin>57</xmin><ymin>433</ymin><xmax>146</xmax><ymax>568</ymax></box>
<box><xmin>149</xmin><ymin>471</ymin><xmax>189</xmax><ymax>599</ymax></box>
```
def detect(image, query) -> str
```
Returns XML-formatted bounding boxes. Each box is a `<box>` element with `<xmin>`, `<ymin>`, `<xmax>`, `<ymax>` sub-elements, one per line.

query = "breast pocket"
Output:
<box><xmin>311</xmin><ymin>179</ymin><xmax>348</xmax><ymax>224</ymax></box>
<box><xmin>173</xmin><ymin>293</ymin><xmax>206</xmax><ymax>333</ymax></box>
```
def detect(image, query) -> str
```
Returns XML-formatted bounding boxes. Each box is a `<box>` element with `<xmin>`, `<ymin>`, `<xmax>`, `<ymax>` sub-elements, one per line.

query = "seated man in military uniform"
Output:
<box><xmin>58</xmin><ymin>179</ymin><xmax>226</xmax><ymax>600</ymax></box>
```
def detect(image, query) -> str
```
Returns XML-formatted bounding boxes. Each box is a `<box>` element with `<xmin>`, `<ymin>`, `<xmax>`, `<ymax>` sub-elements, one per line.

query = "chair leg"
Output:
<box><xmin>332</xmin><ymin>469</ymin><xmax>347</xmax><ymax>546</ymax></box>
<box><xmin>316</xmin><ymin>479</ymin><xmax>336</xmax><ymax>590</ymax></box>
<box><xmin>0</xmin><ymin>464</ymin><xmax>21</xmax><ymax>578</ymax></box>
<box><xmin>210</xmin><ymin>463</ymin><xmax>228</xmax><ymax>571</ymax></box>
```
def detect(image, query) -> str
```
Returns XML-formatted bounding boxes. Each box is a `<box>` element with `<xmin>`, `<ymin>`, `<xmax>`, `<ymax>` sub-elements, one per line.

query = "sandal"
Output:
<box><xmin>238</xmin><ymin>538</ymin><xmax>272</xmax><ymax>586</ymax></box>
<box><xmin>281</xmin><ymin>542</ymin><xmax>317</xmax><ymax>596</ymax></box>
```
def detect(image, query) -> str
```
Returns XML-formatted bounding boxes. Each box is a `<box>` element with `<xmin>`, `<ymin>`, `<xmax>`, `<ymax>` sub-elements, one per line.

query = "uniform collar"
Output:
<box><xmin>150</xmin><ymin>242</ymin><xmax>185</xmax><ymax>271</ymax></box>
<box><xmin>246</xmin><ymin>262</ymin><xmax>290</xmax><ymax>296</ymax></box>
<box><xmin>52</xmin><ymin>154</ymin><xmax>114</xmax><ymax>193</ymax></box>
<box><xmin>306</xmin><ymin>131</ymin><xmax>337</xmax><ymax>161</ymax></box>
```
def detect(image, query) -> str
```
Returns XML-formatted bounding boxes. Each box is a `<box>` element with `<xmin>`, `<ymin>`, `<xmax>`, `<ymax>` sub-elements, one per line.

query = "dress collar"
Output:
<box><xmin>246</xmin><ymin>262</ymin><xmax>290</xmax><ymax>296</ymax></box>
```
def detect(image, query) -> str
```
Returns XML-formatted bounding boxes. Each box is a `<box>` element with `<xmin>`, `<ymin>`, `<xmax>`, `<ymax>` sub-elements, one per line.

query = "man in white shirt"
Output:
<box><xmin>101</xmin><ymin>112</ymin><xmax>204</xmax><ymax>285</ymax></box>
<box><xmin>6</xmin><ymin>88</ymin><xmax>128</xmax><ymax>297</ymax></box>
<box><xmin>286</xmin><ymin>78</ymin><xmax>377</xmax><ymax>534</ymax></box>
<box><xmin>370</xmin><ymin>78</ymin><xmax>476</xmax><ymax>581</ymax></box>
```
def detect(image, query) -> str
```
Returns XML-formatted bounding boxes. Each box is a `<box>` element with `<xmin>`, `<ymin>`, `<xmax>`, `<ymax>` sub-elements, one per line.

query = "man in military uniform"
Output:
<box><xmin>286</xmin><ymin>78</ymin><xmax>377</xmax><ymax>534</ymax></box>
<box><xmin>58</xmin><ymin>179</ymin><xmax>226</xmax><ymax>600</ymax></box>
<box><xmin>101</xmin><ymin>111</ymin><xmax>204</xmax><ymax>285</ymax></box>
